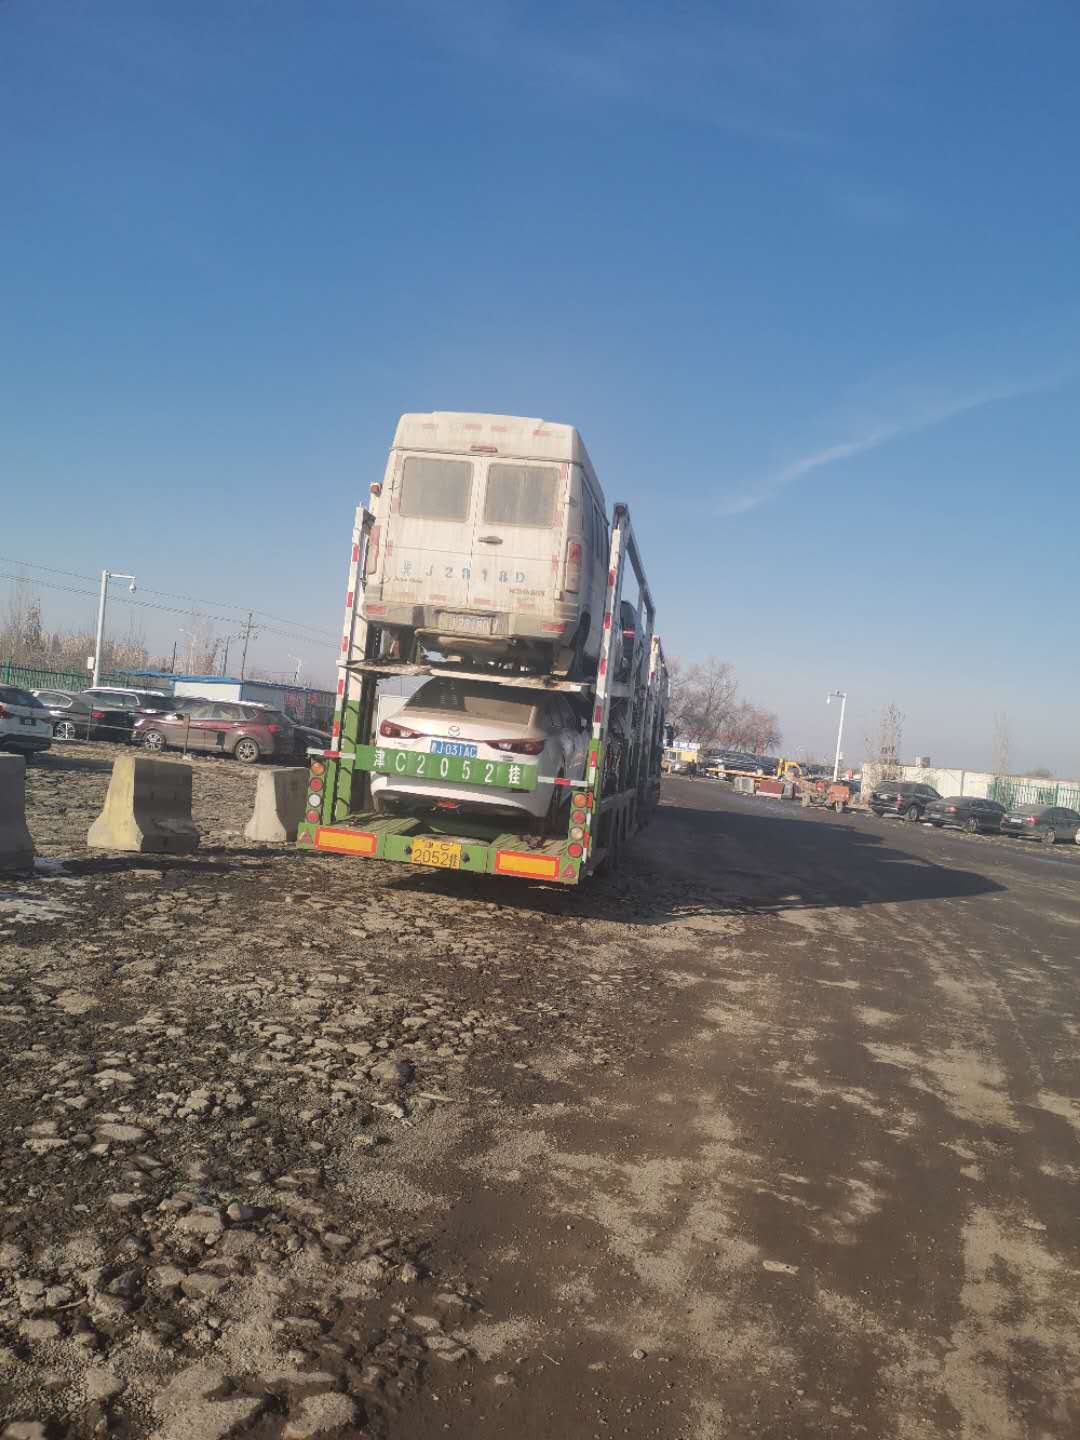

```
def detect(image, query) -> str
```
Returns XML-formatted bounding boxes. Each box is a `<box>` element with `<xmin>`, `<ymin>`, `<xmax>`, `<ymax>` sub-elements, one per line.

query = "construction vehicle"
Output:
<box><xmin>798</xmin><ymin>778</ymin><xmax>856</xmax><ymax>813</ymax></box>
<box><xmin>297</xmin><ymin>501</ymin><xmax>666</xmax><ymax>884</ymax></box>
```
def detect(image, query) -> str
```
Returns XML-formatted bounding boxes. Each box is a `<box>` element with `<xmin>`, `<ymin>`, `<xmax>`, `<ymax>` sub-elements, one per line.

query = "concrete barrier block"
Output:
<box><xmin>245</xmin><ymin>766</ymin><xmax>308</xmax><ymax>843</ymax></box>
<box><xmin>87</xmin><ymin>755</ymin><xmax>200</xmax><ymax>854</ymax></box>
<box><xmin>0</xmin><ymin>754</ymin><xmax>35</xmax><ymax>871</ymax></box>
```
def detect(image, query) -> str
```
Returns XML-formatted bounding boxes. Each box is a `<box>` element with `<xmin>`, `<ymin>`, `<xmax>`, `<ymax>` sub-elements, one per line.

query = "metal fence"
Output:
<box><xmin>989</xmin><ymin>777</ymin><xmax>1080</xmax><ymax>812</ymax></box>
<box><xmin>0</xmin><ymin>660</ymin><xmax>172</xmax><ymax>695</ymax></box>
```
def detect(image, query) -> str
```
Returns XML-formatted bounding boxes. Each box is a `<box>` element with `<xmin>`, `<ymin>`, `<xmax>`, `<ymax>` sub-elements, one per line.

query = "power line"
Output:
<box><xmin>0</xmin><ymin>570</ymin><xmax>335</xmax><ymax>651</ymax></box>
<box><xmin>0</xmin><ymin>557</ymin><xmax>337</xmax><ymax>645</ymax></box>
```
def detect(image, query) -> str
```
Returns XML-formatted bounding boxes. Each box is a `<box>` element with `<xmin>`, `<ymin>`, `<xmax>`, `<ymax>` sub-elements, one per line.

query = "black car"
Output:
<box><xmin>999</xmin><ymin>804</ymin><xmax>1080</xmax><ymax>845</ymax></box>
<box><xmin>869</xmin><ymin>781</ymin><xmax>942</xmax><ymax>821</ymax></box>
<box><xmin>32</xmin><ymin>689</ymin><xmax>135</xmax><ymax>742</ymax></box>
<box><xmin>925</xmin><ymin>795</ymin><xmax>1006</xmax><ymax>834</ymax></box>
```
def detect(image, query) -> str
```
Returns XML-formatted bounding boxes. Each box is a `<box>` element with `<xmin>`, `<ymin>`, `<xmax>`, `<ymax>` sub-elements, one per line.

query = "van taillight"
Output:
<box><xmin>564</xmin><ymin>539</ymin><xmax>582</xmax><ymax>594</ymax></box>
<box><xmin>365</xmin><ymin>524</ymin><xmax>381</xmax><ymax>576</ymax></box>
<box><xmin>0</xmin><ymin>705</ymin><xmax>9</xmax><ymax>719</ymax></box>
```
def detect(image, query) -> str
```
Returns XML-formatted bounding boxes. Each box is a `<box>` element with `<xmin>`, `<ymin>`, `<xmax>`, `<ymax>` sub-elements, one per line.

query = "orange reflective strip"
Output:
<box><xmin>315</xmin><ymin>828</ymin><xmax>377</xmax><ymax>856</ymax></box>
<box><xmin>494</xmin><ymin>851</ymin><xmax>560</xmax><ymax>879</ymax></box>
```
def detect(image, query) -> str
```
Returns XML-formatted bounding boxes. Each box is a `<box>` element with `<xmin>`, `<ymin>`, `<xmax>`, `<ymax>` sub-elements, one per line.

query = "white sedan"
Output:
<box><xmin>370</xmin><ymin>678</ymin><xmax>588</xmax><ymax>829</ymax></box>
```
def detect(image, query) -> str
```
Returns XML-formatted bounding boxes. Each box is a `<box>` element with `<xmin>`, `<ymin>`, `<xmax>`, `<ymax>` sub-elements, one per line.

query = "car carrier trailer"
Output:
<box><xmin>297</xmin><ymin>501</ymin><xmax>667</xmax><ymax>884</ymax></box>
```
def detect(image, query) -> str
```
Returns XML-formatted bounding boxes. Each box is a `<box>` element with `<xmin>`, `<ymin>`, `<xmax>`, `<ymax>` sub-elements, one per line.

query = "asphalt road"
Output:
<box><xmin>393</xmin><ymin>778</ymin><xmax>1080</xmax><ymax>1440</ymax></box>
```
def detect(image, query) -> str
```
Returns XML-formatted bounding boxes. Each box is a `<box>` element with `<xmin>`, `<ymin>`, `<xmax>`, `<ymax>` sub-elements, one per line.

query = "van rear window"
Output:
<box><xmin>399</xmin><ymin>457</ymin><xmax>473</xmax><ymax>521</ymax></box>
<box><xmin>483</xmin><ymin>465</ymin><xmax>558</xmax><ymax>527</ymax></box>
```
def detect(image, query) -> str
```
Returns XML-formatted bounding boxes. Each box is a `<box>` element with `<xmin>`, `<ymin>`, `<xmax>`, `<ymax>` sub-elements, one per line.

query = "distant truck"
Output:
<box><xmin>361</xmin><ymin>412</ymin><xmax>612</xmax><ymax>677</ymax></box>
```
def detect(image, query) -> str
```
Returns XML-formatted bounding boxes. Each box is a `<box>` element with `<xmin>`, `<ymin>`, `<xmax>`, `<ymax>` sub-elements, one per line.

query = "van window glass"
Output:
<box><xmin>406</xmin><ymin>678</ymin><xmax>537</xmax><ymax>725</ymax></box>
<box><xmin>483</xmin><ymin>465</ymin><xmax>559</xmax><ymax>527</ymax></box>
<box><xmin>399</xmin><ymin>457</ymin><xmax>473</xmax><ymax>521</ymax></box>
<box><xmin>581</xmin><ymin>498</ymin><xmax>593</xmax><ymax>545</ymax></box>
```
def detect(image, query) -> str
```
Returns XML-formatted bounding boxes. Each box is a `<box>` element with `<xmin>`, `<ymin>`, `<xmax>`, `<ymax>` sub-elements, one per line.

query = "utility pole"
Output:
<box><xmin>827</xmin><ymin>690</ymin><xmax>848</xmax><ymax>782</ymax></box>
<box><xmin>239</xmin><ymin>611</ymin><xmax>257</xmax><ymax>682</ymax></box>
<box><xmin>169</xmin><ymin>641</ymin><xmax>177</xmax><ymax>674</ymax></box>
<box><xmin>288</xmin><ymin>654</ymin><xmax>303</xmax><ymax>685</ymax></box>
<box><xmin>92</xmin><ymin>570</ymin><xmax>137</xmax><ymax>687</ymax></box>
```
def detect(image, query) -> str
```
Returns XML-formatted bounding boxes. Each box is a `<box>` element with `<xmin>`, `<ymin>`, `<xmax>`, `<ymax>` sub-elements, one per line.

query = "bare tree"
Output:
<box><xmin>677</xmin><ymin>658</ymin><xmax>739</xmax><ymax>744</ymax></box>
<box><xmin>719</xmin><ymin>700</ymin><xmax>782</xmax><ymax>754</ymax></box>
<box><xmin>864</xmin><ymin>701</ymin><xmax>904</xmax><ymax>782</ymax></box>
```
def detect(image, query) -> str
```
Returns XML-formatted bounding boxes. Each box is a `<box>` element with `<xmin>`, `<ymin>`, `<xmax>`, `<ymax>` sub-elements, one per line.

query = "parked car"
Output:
<box><xmin>869</xmin><ymin>781</ymin><xmax>942</xmax><ymax>821</ymax></box>
<box><xmin>0</xmin><ymin>684</ymin><xmax>53</xmax><ymax>754</ymax></box>
<box><xmin>925</xmin><ymin>796</ymin><xmax>1006</xmax><ymax>834</ymax></box>
<box><xmin>132</xmin><ymin>701</ymin><xmax>299</xmax><ymax>764</ymax></box>
<box><xmin>83</xmin><ymin>686</ymin><xmax>176</xmax><ymax>714</ymax></box>
<box><xmin>370</xmin><ymin>676</ymin><xmax>588</xmax><ymax>830</ymax></box>
<box><xmin>999</xmin><ymin>804</ymin><xmax>1080</xmax><ymax>845</ymax></box>
<box><xmin>32</xmin><ymin>689</ymin><xmax>134</xmax><ymax>742</ymax></box>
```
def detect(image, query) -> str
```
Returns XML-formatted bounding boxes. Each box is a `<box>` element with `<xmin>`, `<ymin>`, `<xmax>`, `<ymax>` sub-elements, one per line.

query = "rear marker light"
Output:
<box><xmin>310</xmin><ymin>761</ymin><xmax>326</xmax><ymax>777</ymax></box>
<box><xmin>568</xmin><ymin>842</ymin><xmax>583</xmax><ymax>858</ymax></box>
<box><xmin>309</xmin><ymin>776</ymin><xmax>323</xmax><ymax>792</ymax></box>
<box><xmin>572</xmin><ymin>793</ymin><xmax>586</xmax><ymax>807</ymax></box>
<box><xmin>570</xmin><ymin>826</ymin><xmax>584</xmax><ymax>841</ymax></box>
<box><xmin>305</xmin><ymin>809</ymin><xmax>319</xmax><ymax>824</ymax></box>
<box><xmin>308</xmin><ymin>794</ymin><xmax>321</xmax><ymax>809</ymax></box>
<box><xmin>572</xmin><ymin>810</ymin><xmax>587</xmax><ymax>827</ymax></box>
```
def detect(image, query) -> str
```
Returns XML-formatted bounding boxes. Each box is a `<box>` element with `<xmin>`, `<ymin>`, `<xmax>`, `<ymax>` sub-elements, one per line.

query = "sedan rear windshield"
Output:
<box><xmin>399</xmin><ymin>457</ymin><xmax>473</xmax><ymax>521</ymax></box>
<box><xmin>0</xmin><ymin>686</ymin><xmax>42</xmax><ymax>707</ymax></box>
<box><xmin>483</xmin><ymin>464</ymin><xmax>559</xmax><ymax>527</ymax></box>
<box><xmin>405</xmin><ymin>679</ymin><xmax>536</xmax><ymax>725</ymax></box>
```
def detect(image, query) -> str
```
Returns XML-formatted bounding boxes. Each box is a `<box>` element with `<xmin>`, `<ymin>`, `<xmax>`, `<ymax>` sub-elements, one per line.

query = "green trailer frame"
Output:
<box><xmin>297</xmin><ymin>501</ymin><xmax>666</xmax><ymax>884</ymax></box>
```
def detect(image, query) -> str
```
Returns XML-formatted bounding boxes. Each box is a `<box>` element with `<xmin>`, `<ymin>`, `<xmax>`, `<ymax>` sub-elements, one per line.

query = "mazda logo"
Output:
<box><xmin>448</xmin><ymin>724</ymin><xmax>461</xmax><ymax>736</ymax></box>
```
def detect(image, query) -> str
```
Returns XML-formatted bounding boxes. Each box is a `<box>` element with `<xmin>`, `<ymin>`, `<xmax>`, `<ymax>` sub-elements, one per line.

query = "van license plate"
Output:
<box><xmin>441</xmin><ymin>612</ymin><xmax>491</xmax><ymax>636</ymax></box>
<box><xmin>430</xmin><ymin>740</ymin><xmax>477</xmax><ymax>758</ymax></box>
<box><xmin>411</xmin><ymin>838</ymin><xmax>462</xmax><ymax>869</ymax></box>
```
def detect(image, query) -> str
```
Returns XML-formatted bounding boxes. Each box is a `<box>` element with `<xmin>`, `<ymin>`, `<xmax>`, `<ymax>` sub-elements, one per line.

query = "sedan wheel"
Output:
<box><xmin>1042</xmin><ymin>827</ymin><xmax>1057</xmax><ymax>846</ymax></box>
<box><xmin>234</xmin><ymin>737</ymin><xmax>261</xmax><ymax>765</ymax></box>
<box><xmin>905</xmin><ymin>804</ymin><xmax>921</xmax><ymax>823</ymax></box>
<box><xmin>54</xmin><ymin>720</ymin><xmax>78</xmax><ymax>741</ymax></box>
<box><xmin>141</xmin><ymin>730</ymin><xmax>167</xmax><ymax>752</ymax></box>
<box><xmin>966</xmin><ymin>817</ymin><xmax>980</xmax><ymax>834</ymax></box>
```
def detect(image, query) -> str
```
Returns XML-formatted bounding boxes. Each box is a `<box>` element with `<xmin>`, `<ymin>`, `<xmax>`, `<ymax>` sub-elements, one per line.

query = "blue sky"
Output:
<box><xmin>2</xmin><ymin>0</ymin><xmax>1078</xmax><ymax>770</ymax></box>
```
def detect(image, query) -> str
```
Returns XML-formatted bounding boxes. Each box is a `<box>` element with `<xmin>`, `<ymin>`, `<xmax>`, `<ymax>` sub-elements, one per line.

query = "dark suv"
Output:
<box><xmin>870</xmin><ymin>780</ymin><xmax>941</xmax><ymax>822</ymax></box>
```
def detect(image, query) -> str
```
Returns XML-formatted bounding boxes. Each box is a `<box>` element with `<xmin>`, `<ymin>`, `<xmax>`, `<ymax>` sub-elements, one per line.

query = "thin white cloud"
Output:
<box><xmin>715</xmin><ymin>373</ymin><xmax>1065</xmax><ymax>518</ymax></box>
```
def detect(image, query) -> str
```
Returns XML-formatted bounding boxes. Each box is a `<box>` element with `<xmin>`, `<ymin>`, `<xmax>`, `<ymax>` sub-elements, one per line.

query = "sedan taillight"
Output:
<box><xmin>491</xmin><ymin>738</ymin><xmax>545</xmax><ymax>756</ymax></box>
<box><xmin>946</xmin><ymin>805</ymin><xmax>957</xmax><ymax>813</ymax></box>
<box><xmin>91</xmin><ymin>710</ymin><xmax>106</xmax><ymax>720</ymax></box>
<box><xmin>1026</xmin><ymin>816</ymin><xmax>1036</xmax><ymax>824</ymax></box>
<box><xmin>0</xmin><ymin>704</ymin><xmax>9</xmax><ymax>719</ymax></box>
<box><xmin>266</xmin><ymin>724</ymin><xmax>279</xmax><ymax>734</ymax></box>
<box><xmin>380</xmin><ymin>719</ymin><xmax>423</xmax><ymax>740</ymax></box>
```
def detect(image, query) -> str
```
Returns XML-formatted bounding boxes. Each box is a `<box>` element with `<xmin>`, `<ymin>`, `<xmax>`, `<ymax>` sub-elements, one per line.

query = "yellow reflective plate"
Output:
<box><xmin>411</xmin><ymin>837</ymin><xmax>462</xmax><ymax>870</ymax></box>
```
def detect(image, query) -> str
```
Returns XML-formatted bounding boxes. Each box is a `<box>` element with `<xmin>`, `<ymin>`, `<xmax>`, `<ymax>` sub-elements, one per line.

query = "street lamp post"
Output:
<box><xmin>826</xmin><ymin>690</ymin><xmax>847</xmax><ymax>782</ymax></box>
<box><xmin>92</xmin><ymin>570</ymin><xmax>137</xmax><ymax>687</ymax></box>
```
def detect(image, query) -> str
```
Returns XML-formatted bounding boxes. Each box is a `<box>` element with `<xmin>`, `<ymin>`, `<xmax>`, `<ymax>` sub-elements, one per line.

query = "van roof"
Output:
<box><xmin>393</xmin><ymin>413</ymin><xmax>601</xmax><ymax>487</ymax></box>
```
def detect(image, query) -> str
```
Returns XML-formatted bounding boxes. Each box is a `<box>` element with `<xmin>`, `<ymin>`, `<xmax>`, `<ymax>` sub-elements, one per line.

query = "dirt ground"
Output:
<box><xmin>3</xmin><ymin>749</ymin><xmax>1080</xmax><ymax>1439</ymax></box>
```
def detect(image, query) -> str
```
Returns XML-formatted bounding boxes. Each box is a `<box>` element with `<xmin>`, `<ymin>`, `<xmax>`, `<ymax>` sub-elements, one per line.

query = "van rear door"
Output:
<box><xmin>381</xmin><ymin>454</ymin><xmax>477</xmax><ymax>611</ymax></box>
<box><xmin>467</xmin><ymin>461</ymin><xmax>566</xmax><ymax>617</ymax></box>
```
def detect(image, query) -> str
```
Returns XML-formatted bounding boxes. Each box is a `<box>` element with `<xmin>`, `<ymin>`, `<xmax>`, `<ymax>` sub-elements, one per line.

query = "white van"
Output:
<box><xmin>361</xmin><ymin>413</ymin><xmax>610</xmax><ymax>675</ymax></box>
